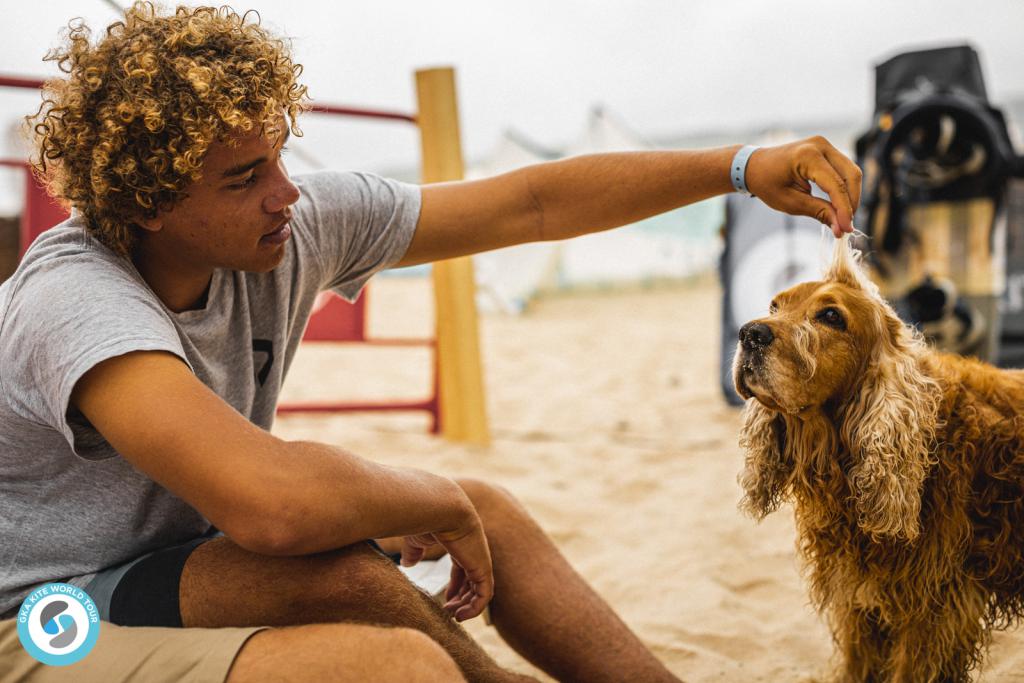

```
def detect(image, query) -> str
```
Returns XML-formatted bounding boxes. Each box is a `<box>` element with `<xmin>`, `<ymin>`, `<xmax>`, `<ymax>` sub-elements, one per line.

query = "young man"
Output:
<box><xmin>0</xmin><ymin>3</ymin><xmax>860</xmax><ymax>682</ymax></box>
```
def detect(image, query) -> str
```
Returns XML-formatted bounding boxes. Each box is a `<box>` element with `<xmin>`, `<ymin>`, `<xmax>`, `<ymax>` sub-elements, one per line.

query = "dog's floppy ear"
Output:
<box><xmin>840</xmin><ymin>313</ymin><xmax>940</xmax><ymax>542</ymax></box>
<box><xmin>825</xmin><ymin>236</ymin><xmax>940</xmax><ymax>541</ymax></box>
<box><xmin>738</xmin><ymin>399</ymin><xmax>792</xmax><ymax>518</ymax></box>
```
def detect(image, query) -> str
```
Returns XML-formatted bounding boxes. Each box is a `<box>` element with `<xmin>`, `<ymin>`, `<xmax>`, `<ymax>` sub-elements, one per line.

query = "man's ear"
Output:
<box><xmin>135</xmin><ymin>214</ymin><xmax>162</xmax><ymax>233</ymax></box>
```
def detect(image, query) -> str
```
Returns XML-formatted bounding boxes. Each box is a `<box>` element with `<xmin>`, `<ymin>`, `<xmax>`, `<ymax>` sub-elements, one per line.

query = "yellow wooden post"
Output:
<box><xmin>415</xmin><ymin>67</ymin><xmax>490</xmax><ymax>445</ymax></box>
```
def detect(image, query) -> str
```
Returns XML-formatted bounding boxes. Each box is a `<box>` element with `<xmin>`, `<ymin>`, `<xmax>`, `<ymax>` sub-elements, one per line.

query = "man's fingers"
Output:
<box><xmin>748</xmin><ymin>135</ymin><xmax>861</xmax><ymax>235</ymax></box>
<box><xmin>802</xmin><ymin>154</ymin><xmax>854</xmax><ymax>232</ymax></box>
<box><xmin>454</xmin><ymin>594</ymin><xmax>487</xmax><ymax>622</ymax></box>
<box><xmin>400</xmin><ymin>545</ymin><xmax>424</xmax><ymax>567</ymax></box>
<box><xmin>822</xmin><ymin>145</ymin><xmax>863</xmax><ymax>212</ymax></box>
<box><xmin>442</xmin><ymin>561</ymin><xmax>493</xmax><ymax>621</ymax></box>
<box><xmin>443</xmin><ymin>583</ymin><xmax>473</xmax><ymax>616</ymax></box>
<box><xmin>446</xmin><ymin>581</ymin><xmax>488</xmax><ymax>621</ymax></box>
<box><xmin>435</xmin><ymin>522</ymin><xmax>493</xmax><ymax>620</ymax></box>
<box><xmin>440</xmin><ymin>585</ymin><xmax>471</xmax><ymax>610</ymax></box>
<box><xmin>401</xmin><ymin>535</ymin><xmax>436</xmax><ymax>567</ymax></box>
<box><xmin>786</xmin><ymin>191</ymin><xmax>842</xmax><ymax>236</ymax></box>
<box><xmin>446</xmin><ymin>564</ymin><xmax>466</xmax><ymax>601</ymax></box>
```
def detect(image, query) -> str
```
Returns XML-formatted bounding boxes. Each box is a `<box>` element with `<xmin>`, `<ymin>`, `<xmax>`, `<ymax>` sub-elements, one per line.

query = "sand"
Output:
<box><xmin>274</xmin><ymin>276</ymin><xmax>1024</xmax><ymax>682</ymax></box>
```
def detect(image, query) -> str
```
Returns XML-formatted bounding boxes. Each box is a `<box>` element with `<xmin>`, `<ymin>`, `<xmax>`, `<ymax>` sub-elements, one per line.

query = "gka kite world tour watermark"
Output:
<box><xmin>17</xmin><ymin>583</ymin><xmax>100</xmax><ymax>665</ymax></box>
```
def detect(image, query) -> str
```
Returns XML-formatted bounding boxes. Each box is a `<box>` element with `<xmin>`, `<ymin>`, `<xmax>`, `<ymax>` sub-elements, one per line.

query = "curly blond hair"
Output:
<box><xmin>27</xmin><ymin>2</ymin><xmax>309</xmax><ymax>256</ymax></box>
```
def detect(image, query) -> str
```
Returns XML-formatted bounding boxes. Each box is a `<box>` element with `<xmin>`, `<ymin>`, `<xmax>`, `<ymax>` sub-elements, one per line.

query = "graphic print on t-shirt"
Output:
<box><xmin>252</xmin><ymin>339</ymin><xmax>274</xmax><ymax>386</ymax></box>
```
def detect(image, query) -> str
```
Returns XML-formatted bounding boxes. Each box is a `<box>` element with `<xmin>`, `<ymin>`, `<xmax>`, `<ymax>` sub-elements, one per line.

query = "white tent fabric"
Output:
<box><xmin>563</xmin><ymin>105</ymin><xmax>651</xmax><ymax>155</ymax></box>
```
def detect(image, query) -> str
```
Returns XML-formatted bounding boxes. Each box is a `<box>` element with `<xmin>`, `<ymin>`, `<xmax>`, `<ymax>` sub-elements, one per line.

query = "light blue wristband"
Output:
<box><xmin>730</xmin><ymin>144</ymin><xmax>759</xmax><ymax>196</ymax></box>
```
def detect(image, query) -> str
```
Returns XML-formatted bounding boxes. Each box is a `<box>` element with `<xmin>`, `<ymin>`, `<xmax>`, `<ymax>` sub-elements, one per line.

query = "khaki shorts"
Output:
<box><xmin>0</xmin><ymin>618</ymin><xmax>264</xmax><ymax>683</ymax></box>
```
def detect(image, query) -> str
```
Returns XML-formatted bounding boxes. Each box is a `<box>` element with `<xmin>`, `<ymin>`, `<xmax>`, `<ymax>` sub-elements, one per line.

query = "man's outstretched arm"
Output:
<box><xmin>396</xmin><ymin>136</ymin><xmax>861</xmax><ymax>267</ymax></box>
<box><xmin>71</xmin><ymin>350</ymin><xmax>493</xmax><ymax>620</ymax></box>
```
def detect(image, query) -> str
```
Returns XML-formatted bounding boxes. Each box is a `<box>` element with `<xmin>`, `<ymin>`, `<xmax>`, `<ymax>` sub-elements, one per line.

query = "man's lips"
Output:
<box><xmin>260</xmin><ymin>220</ymin><xmax>291</xmax><ymax>246</ymax></box>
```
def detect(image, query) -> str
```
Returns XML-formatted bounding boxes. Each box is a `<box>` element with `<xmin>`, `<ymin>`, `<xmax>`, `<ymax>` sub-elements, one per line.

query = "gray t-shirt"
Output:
<box><xmin>0</xmin><ymin>171</ymin><xmax>420</xmax><ymax>616</ymax></box>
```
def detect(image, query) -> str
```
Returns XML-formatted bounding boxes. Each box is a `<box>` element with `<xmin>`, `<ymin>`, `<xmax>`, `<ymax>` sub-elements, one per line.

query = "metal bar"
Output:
<box><xmin>309</xmin><ymin>104</ymin><xmax>416</xmax><ymax>125</ymax></box>
<box><xmin>276</xmin><ymin>400</ymin><xmax>436</xmax><ymax>414</ymax></box>
<box><xmin>0</xmin><ymin>75</ymin><xmax>44</xmax><ymax>90</ymax></box>
<box><xmin>309</xmin><ymin>338</ymin><xmax>435</xmax><ymax>347</ymax></box>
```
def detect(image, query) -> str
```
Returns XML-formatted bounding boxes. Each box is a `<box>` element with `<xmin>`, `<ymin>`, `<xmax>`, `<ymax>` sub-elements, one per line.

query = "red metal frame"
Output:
<box><xmin>1</xmin><ymin>73</ymin><xmax>440</xmax><ymax>431</ymax></box>
<box><xmin>0</xmin><ymin>160</ymin><xmax>68</xmax><ymax>256</ymax></box>
<box><xmin>278</xmin><ymin>290</ymin><xmax>441</xmax><ymax>433</ymax></box>
<box><xmin>0</xmin><ymin>75</ymin><xmax>45</xmax><ymax>89</ymax></box>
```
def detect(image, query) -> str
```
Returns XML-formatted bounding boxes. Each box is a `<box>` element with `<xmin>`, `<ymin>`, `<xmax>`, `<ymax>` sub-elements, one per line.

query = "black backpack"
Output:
<box><xmin>855</xmin><ymin>45</ymin><xmax>1023</xmax><ymax>361</ymax></box>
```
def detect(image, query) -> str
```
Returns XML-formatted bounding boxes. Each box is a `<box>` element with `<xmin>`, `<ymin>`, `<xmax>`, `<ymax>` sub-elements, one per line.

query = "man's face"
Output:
<box><xmin>140</xmin><ymin>116</ymin><xmax>300</xmax><ymax>274</ymax></box>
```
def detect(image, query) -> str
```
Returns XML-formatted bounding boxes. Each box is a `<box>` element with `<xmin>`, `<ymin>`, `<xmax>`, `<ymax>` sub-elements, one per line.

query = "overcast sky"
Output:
<box><xmin>2</xmin><ymin>0</ymin><xmax>1023</xmax><ymax>174</ymax></box>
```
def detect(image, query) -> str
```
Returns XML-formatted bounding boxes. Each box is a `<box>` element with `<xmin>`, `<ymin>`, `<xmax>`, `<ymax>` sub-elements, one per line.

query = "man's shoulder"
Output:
<box><xmin>12</xmin><ymin>219</ymin><xmax>144</xmax><ymax>295</ymax></box>
<box><xmin>2</xmin><ymin>220</ymin><xmax>165</xmax><ymax>333</ymax></box>
<box><xmin>292</xmin><ymin>170</ymin><xmax>417</xmax><ymax>209</ymax></box>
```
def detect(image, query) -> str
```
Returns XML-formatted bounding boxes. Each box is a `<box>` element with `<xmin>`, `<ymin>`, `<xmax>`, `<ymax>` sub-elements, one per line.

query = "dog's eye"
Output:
<box><xmin>815</xmin><ymin>307</ymin><xmax>846</xmax><ymax>330</ymax></box>
<box><xmin>768</xmin><ymin>300</ymin><xmax>779</xmax><ymax>314</ymax></box>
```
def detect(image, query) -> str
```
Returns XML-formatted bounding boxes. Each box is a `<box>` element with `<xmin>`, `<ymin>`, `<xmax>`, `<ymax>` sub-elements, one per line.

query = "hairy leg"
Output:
<box><xmin>832</xmin><ymin>607</ymin><xmax>888</xmax><ymax>683</ymax></box>
<box><xmin>226</xmin><ymin>623</ymin><xmax>465</xmax><ymax>683</ymax></box>
<box><xmin>180</xmin><ymin>539</ymin><xmax>533</xmax><ymax>683</ymax></box>
<box><xmin>456</xmin><ymin>478</ymin><xmax>679</xmax><ymax>683</ymax></box>
<box><xmin>887</xmin><ymin>608</ymin><xmax>987</xmax><ymax>683</ymax></box>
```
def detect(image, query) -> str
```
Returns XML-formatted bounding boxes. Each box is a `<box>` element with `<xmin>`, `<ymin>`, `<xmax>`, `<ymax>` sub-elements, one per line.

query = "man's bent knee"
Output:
<box><xmin>456</xmin><ymin>478</ymin><xmax>522</xmax><ymax>516</ymax></box>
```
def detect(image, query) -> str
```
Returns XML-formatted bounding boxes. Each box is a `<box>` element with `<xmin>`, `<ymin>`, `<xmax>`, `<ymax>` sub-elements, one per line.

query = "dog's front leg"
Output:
<box><xmin>830</xmin><ymin>606</ymin><xmax>889</xmax><ymax>683</ymax></box>
<box><xmin>885</xmin><ymin>611</ymin><xmax>985</xmax><ymax>683</ymax></box>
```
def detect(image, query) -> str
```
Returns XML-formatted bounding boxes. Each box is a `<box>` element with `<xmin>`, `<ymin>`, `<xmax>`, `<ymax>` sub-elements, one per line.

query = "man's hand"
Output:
<box><xmin>399</xmin><ymin>514</ymin><xmax>494</xmax><ymax>622</ymax></box>
<box><xmin>744</xmin><ymin>136</ymin><xmax>863</xmax><ymax>238</ymax></box>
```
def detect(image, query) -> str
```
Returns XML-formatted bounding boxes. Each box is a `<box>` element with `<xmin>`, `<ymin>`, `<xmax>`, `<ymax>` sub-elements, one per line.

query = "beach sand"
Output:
<box><xmin>274</xmin><ymin>276</ymin><xmax>1024</xmax><ymax>682</ymax></box>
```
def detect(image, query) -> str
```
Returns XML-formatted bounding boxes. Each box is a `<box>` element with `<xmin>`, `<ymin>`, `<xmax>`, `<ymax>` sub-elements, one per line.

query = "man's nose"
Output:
<box><xmin>263</xmin><ymin>169</ymin><xmax>300</xmax><ymax>214</ymax></box>
<box><xmin>739</xmin><ymin>321</ymin><xmax>774</xmax><ymax>351</ymax></box>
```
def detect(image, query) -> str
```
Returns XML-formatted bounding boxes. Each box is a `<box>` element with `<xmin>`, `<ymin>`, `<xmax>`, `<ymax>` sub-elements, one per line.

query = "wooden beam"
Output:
<box><xmin>415</xmin><ymin>67</ymin><xmax>490</xmax><ymax>445</ymax></box>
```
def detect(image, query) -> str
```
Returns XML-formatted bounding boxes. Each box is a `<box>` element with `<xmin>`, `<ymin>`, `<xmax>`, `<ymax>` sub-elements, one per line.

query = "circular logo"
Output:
<box><xmin>16</xmin><ymin>583</ymin><xmax>100</xmax><ymax>666</ymax></box>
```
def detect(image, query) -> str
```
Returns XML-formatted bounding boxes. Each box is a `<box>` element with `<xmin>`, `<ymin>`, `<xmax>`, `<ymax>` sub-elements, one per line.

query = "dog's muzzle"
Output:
<box><xmin>734</xmin><ymin>321</ymin><xmax>775</xmax><ymax>400</ymax></box>
<box><xmin>739</xmin><ymin>322</ymin><xmax>774</xmax><ymax>351</ymax></box>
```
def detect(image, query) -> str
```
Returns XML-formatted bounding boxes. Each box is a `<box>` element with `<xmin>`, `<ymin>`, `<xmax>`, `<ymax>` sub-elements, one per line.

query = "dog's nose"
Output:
<box><xmin>739</xmin><ymin>322</ymin><xmax>774</xmax><ymax>350</ymax></box>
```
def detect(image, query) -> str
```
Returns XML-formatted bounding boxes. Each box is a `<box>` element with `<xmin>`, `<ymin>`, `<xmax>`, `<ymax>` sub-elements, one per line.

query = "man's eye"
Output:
<box><xmin>815</xmin><ymin>307</ymin><xmax>846</xmax><ymax>330</ymax></box>
<box><xmin>230</xmin><ymin>175</ymin><xmax>258</xmax><ymax>190</ymax></box>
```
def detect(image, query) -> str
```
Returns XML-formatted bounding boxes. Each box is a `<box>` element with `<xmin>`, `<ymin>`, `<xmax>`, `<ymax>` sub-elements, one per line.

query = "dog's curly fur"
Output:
<box><xmin>733</xmin><ymin>239</ymin><xmax>1024</xmax><ymax>682</ymax></box>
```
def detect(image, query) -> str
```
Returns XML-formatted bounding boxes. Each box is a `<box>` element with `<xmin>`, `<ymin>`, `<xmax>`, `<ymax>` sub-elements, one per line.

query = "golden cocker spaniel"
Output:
<box><xmin>733</xmin><ymin>238</ymin><xmax>1024</xmax><ymax>682</ymax></box>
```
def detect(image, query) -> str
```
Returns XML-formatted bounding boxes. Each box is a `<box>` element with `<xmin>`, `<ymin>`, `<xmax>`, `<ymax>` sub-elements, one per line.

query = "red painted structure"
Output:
<box><xmin>0</xmin><ymin>160</ymin><xmax>68</xmax><ymax>256</ymax></box>
<box><xmin>282</xmin><ymin>291</ymin><xmax>439</xmax><ymax>432</ymax></box>
<box><xmin>0</xmin><ymin>73</ymin><xmax>439</xmax><ymax>432</ymax></box>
